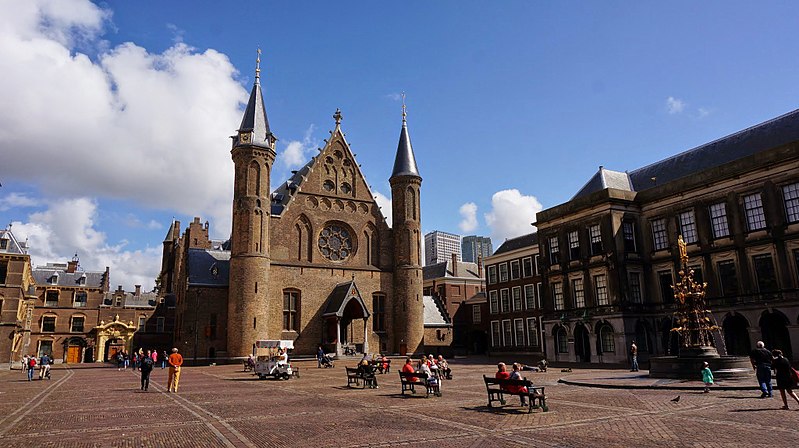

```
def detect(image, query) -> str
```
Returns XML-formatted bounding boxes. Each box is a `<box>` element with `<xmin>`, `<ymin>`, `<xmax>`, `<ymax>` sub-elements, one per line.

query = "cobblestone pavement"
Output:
<box><xmin>0</xmin><ymin>359</ymin><xmax>797</xmax><ymax>447</ymax></box>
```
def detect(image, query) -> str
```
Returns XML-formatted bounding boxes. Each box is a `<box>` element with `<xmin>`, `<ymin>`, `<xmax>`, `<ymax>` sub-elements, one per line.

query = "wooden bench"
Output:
<box><xmin>398</xmin><ymin>371</ymin><xmax>441</xmax><ymax>397</ymax></box>
<box><xmin>483</xmin><ymin>375</ymin><xmax>548</xmax><ymax>413</ymax></box>
<box><xmin>372</xmin><ymin>359</ymin><xmax>391</xmax><ymax>374</ymax></box>
<box><xmin>346</xmin><ymin>366</ymin><xmax>377</xmax><ymax>388</ymax></box>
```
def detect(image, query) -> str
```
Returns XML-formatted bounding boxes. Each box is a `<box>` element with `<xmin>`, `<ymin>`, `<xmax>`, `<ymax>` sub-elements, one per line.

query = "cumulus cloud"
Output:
<box><xmin>385</xmin><ymin>93</ymin><xmax>403</xmax><ymax>102</ymax></box>
<box><xmin>11</xmin><ymin>198</ymin><xmax>161</xmax><ymax>290</ymax></box>
<box><xmin>458</xmin><ymin>202</ymin><xmax>478</xmax><ymax>233</ymax></box>
<box><xmin>666</xmin><ymin>96</ymin><xmax>686</xmax><ymax>114</ymax></box>
<box><xmin>484</xmin><ymin>189</ymin><xmax>543</xmax><ymax>243</ymax></box>
<box><xmin>373</xmin><ymin>191</ymin><xmax>392</xmax><ymax>227</ymax></box>
<box><xmin>279</xmin><ymin>124</ymin><xmax>317</xmax><ymax>169</ymax></box>
<box><xmin>0</xmin><ymin>0</ymin><xmax>248</xmax><ymax>239</ymax></box>
<box><xmin>0</xmin><ymin>192</ymin><xmax>40</xmax><ymax>211</ymax></box>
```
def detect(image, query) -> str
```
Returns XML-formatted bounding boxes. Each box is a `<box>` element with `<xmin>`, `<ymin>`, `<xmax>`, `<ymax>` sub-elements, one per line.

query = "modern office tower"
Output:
<box><xmin>424</xmin><ymin>231</ymin><xmax>461</xmax><ymax>266</ymax></box>
<box><xmin>462</xmin><ymin>235</ymin><xmax>493</xmax><ymax>263</ymax></box>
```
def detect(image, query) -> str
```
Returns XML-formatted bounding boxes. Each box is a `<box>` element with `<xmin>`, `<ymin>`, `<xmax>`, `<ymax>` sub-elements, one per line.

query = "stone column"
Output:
<box><xmin>335</xmin><ymin>318</ymin><xmax>342</xmax><ymax>357</ymax></box>
<box><xmin>362</xmin><ymin>318</ymin><xmax>369</xmax><ymax>355</ymax></box>
<box><xmin>96</xmin><ymin>335</ymin><xmax>106</xmax><ymax>362</ymax></box>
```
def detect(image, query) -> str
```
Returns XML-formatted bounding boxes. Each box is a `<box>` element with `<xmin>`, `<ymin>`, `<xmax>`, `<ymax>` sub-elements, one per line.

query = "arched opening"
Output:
<box><xmin>105</xmin><ymin>338</ymin><xmax>125</xmax><ymax>362</ymax></box>
<box><xmin>574</xmin><ymin>323</ymin><xmax>591</xmax><ymax>362</ymax></box>
<box><xmin>596</xmin><ymin>322</ymin><xmax>615</xmax><ymax>354</ymax></box>
<box><xmin>723</xmin><ymin>313</ymin><xmax>751</xmax><ymax>356</ymax></box>
<box><xmin>247</xmin><ymin>161</ymin><xmax>260</xmax><ymax>196</ymax></box>
<box><xmin>554</xmin><ymin>326</ymin><xmax>568</xmax><ymax>355</ymax></box>
<box><xmin>760</xmin><ymin>311</ymin><xmax>792</xmax><ymax>358</ymax></box>
<box><xmin>660</xmin><ymin>317</ymin><xmax>680</xmax><ymax>356</ymax></box>
<box><xmin>406</xmin><ymin>187</ymin><xmax>416</xmax><ymax>220</ymax></box>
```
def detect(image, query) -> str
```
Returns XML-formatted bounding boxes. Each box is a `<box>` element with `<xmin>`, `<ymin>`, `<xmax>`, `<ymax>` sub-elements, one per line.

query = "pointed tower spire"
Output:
<box><xmin>235</xmin><ymin>48</ymin><xmax>276</xmax><ymax>149</ymax></box>
<box><xmin>390</xmin><ymin>93</ymin><xmax>421</xmax><ymax>179</ymax></box>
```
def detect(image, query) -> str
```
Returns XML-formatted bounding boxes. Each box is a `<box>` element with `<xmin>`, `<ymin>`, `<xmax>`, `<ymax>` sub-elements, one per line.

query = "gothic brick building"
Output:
<box><xmin>161</xmin><ymin>62</ymin><xmax>425</xmax><ymax>361</ymax></box>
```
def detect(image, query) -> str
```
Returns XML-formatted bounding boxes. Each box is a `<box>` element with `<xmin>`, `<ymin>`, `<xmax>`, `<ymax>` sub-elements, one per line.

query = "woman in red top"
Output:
<box><xmin>495</xmin><ymin>362</ymin><xmax>510</xmax><ymax>380</ymax></box>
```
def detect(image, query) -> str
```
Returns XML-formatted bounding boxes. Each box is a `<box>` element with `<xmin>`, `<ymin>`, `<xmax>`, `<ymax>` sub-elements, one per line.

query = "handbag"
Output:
<box><xmin>791</xmin><ymin>367</ymin><xmax>799</xmax><ymax>386</ymax></box>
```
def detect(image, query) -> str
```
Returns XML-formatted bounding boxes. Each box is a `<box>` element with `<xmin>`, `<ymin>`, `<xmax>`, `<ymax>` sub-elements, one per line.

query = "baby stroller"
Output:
<box><xmin>319</xmin><ymin>353</ymin><xmax>335</xmax><ymax>368</ymax></box>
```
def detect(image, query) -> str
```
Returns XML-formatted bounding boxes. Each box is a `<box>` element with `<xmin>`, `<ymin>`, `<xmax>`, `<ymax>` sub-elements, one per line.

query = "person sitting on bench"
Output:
<box><xmin>401</xmin><ymin>357</ymin><xmax>417</xmax><ymax>382</ymax></box>
<box><xmin>509</xmin><ymin>363</ymin><xmax>530</xmax><ymax>405</ymax></box>
<box><xmin>437</xmin><ymin>355</ymin><xmax>452</xmax><ymax>379</ymax></box>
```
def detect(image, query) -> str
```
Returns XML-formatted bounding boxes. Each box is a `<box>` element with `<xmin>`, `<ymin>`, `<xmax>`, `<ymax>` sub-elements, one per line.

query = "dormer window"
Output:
<box><xmin>78</xmin><ymin>274</ymin><xmax>87</xmax><ymax>285</ymax></box>
<box><xmin>49</xmin><ymin>273</ymin><xmax>59</xmax><ymax>284</ymax></box>
<box><xmin>0</xmin><ymin>238</ymin><xmax>8</xmax><ymax>250</ymax></box>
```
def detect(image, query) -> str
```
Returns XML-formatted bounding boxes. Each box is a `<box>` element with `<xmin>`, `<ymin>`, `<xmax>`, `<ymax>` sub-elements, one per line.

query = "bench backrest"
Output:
<box><xmin>398</xmin><ymin>370</ymin><xmax>428</xmax><ymax>381</ymax></box>
<box><xmin>346</xmin><ymin>367</ymin><xmax>360</xmax><ymax>374</ymax></box>
<box><xmin>483</xmin><ymin>375</ymin><xmax>533</xmax><ymax>388</ymax></box>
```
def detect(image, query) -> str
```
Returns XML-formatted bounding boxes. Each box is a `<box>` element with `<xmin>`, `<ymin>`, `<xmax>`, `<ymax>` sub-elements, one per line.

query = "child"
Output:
<box><xmin>701</xmin><ymin>361</ymin><xmax>714</xmax><ymax>393</ymax></box>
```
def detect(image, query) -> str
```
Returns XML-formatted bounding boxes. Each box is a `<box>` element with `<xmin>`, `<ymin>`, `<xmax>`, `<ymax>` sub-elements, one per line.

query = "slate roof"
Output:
<box><xmin>322</xmin><ymin>280</ymin><xmax>369</xmax><ymax>318</ymax></box>
<box><xmin>119</xmin><ymin>291</ymin><xmax>158</xmax><ymax>308</ymax></box>
<box><xmin>390</xmin><ymin>118</ymin><xmax>421</xmax><ymax>179</ymax></box>
<box><xmin>235</xmin><ymin>75</ymin><xmax>274</xmax><ymax>149</ymax></box>
<box><xmin>571</xmin><ymin>109</ymin><xmax>799</xmax><ymax>198</ymax></box>
<box><xmin>493</xmin><ymin>232</ymin><xmax>538</xmax><ymax>256</ymax></box>
<box><xmin>31</xmin><ymin>264</ymin><xmax>105</xmax><ymax>288</ymax></box>
<box><xmin>423</xmin><ymin>260</ymin><xmax>481</xmax><ymax>280</ymax></box>
<box><xmin>187</xmin><ymin>248</ymin><xmax>230</xmax><ymax>287</ymax></box>
<box><xmin>0</xmin><ymin>229</ymin><xmax>28</xmax><ymax>255</ymax></box>
<box><xmin>423</xmin><ymin>295</ymin><xmax>451</xmax><ymax>326</ymax></box>
<box><xmin>572</xmin><ymin>167</ymin><xmax>632</xmax><ymax>200</ymax></box>
<box><xmin>462</xmin><ymin>291</ymin><xmax>487</xmax><ymax>304</ymax></box>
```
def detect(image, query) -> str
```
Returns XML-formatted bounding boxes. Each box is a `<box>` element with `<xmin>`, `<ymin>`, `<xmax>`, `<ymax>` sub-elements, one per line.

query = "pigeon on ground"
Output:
<box><xmin>671</xmin><ymin>395</ymin><xmax>680</xmax><ymax>403</ymax></box>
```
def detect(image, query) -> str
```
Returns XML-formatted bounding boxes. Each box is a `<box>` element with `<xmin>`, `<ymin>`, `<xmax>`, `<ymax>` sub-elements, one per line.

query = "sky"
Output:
<box><xmin>2</xmin><ymin>0</ymin><xmax>799</xmax><ymax>290</ymax></box>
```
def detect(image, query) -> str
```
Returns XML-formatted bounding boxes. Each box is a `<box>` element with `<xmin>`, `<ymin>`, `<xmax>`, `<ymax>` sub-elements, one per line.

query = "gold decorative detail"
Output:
<box><xmin>670</xmin><ymin>234</ymin><xmax>718</xmax><ymax>348</ymax></box>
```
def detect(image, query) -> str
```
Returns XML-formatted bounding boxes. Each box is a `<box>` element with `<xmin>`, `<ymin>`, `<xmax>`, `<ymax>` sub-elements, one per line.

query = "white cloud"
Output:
<box><xmin>385</xmin><ymin>93</ymin><xmax>403</xmax><ymax>102</ymax></box>
<box><xmin>11</xmin><ymin>197</ymin><xmax>161</xmax><ymax>290</ymax></box>
<box><xmin>279</xmin><ymin>124</ymin><xmax>317</xmax><ymax>169</ymax></box>
<box><xmin>666</xmin><ymin>96</ymin><xmax>686</xmax><ymax>114</ymax></box>
<box><xmin>458</xmin><ymin>202</ymin><xmax>478</xmax><ymax>233</ymax></box>
<box><xmin>0</xmin><ymin>192</ymin><xmax>40</xmax><ymax>211</ymax></box>
<box><xmin>0</xmin><ymin>0</ymin><xmax>248</xmax><ymax>239</ymax></box>
<box><xmin>484</xmin><ymin>189</ymin><xmax>542</xmax><ymax>243</ymax></box>
<box><xmin>373</xmin><ymin>191</ymin><xmax>392</xmax><ymax>227</ymax></box>
<box><xmin>697</xmin><ymin>107</ymin><xmax>711</xmax><ymax>119</ymax></box>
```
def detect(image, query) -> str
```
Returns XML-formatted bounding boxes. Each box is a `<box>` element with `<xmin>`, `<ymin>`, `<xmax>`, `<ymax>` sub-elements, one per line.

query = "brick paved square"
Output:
<box><xmin>0</xmin><ymin>359</ymin><xmax>796</xmax><ymax>447</ymax></box>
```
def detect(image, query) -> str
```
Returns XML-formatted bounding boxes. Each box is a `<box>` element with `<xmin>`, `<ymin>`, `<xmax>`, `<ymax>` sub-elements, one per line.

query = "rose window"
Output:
<box><xmin>318</xmin><ymin>225</ymin><xmax>352</xmax><ymax>261</ymax></box>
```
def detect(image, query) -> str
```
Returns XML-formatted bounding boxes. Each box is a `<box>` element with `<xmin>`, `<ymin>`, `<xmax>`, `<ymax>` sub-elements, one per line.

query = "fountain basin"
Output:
<box><xmin>649</xmin><ymin>355</ymin><xmax>753</xmax><ymax>379</ymax></box>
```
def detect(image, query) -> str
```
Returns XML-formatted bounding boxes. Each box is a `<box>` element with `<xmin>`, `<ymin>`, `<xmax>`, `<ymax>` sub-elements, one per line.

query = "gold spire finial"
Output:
<box><xmin>401</xmin><ymin>92</ymin><xmax>407</xmax><ymax>123</ymax></box>
<box><xmin>255</xmin><ymin>48</ymin><xmax>262</xmax><ymax>80</ymax></box>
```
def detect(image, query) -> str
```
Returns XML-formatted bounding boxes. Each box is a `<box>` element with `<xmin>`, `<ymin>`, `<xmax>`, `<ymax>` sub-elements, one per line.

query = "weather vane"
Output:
<box><xmin>255</xmin><ymin>48</ymin><xmax>261</xmax><ymax>80</ymax></box>
<box><xmin>401</xmin><ymin>92</ymin><xmax>407</xmax><ymax>122</ymax></box>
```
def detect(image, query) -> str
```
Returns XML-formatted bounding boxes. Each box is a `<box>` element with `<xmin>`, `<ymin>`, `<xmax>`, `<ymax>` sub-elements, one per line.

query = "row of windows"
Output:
<box><xmin>490</xmin><ymin>318</ymin><xmax>540</xmax><ymax>348</ymax></box>
<box><xmin>651</xmin><ymin>183</ymin><xmax>799</xmax><ymax>250</ymax></box>
<box><xmin>552</xmin><ymin>274</ymin><xmax>610</xmax><ymax>310</ymax></box>
<box><xmin>43</xmin><ymin>290</ymin><xmax>89</xmax><ymax>307</ymax></box>
<box><xmin>486</xmin><ymin>255</ymin><xmax>540</xmax><ymax>285</ymax></box>
<box><xmin>548</xmin><ymin>224</ymin><xmax>604</xmax><ymax>265</ymax></box>
<box><xmin>38</xmin><ymin>315</ymin><xmax>165</xmax><ymax>333</ymax></box>
<box><xmin>488</xmin><ymin>283</ymin><xmax>542</xmax><ymax>314</ymax></box>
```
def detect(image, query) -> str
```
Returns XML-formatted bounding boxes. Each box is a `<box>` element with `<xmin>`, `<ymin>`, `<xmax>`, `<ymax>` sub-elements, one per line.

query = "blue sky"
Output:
<box><xmin>2</xmin><ymin>1</ymin><xmax>799</xmax><ymax>289</ymax></box>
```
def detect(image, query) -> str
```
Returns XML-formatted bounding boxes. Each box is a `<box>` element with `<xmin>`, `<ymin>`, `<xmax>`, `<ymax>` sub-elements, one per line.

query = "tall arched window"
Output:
<box><xmin>555</xmin><ymin>326</ymin><xmax>568</xmax><ymax>353</ymax></box>
<box><xmin>406</xmin><ymin>187</ymin><xmax>416</xmax><ymax>220</ymax></box>
<box><xmin>599</xmin><ymin>324</ymin><xmax>615</xmax><ymax>353</ymax></box>
<box><xmin>252</xmin><ymin>210</ymin><xmax>262</xmax><ymax>253</ymax></box>
<box><xmin>283</xmin><ymin>289</ymin><xmax>300</xmax><ymax>332</ymax></box>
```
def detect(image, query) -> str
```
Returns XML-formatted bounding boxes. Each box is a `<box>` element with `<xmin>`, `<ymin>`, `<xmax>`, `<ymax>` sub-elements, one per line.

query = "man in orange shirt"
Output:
<box><xmin>167</xmin><ymin>347</ymin><xmax>184</xmax><ymax>393</ymax></box>
<box><xmin>401</xmin><ymin>357</ymin><xmax>416</xmax><ymax>382</ymax></box>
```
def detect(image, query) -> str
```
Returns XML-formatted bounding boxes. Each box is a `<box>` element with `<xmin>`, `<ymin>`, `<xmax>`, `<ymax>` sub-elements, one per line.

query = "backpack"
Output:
<box><xmin>28</xmin><ymin>358</ymin><xmax>36</xmax><ymax>367</ymax></box>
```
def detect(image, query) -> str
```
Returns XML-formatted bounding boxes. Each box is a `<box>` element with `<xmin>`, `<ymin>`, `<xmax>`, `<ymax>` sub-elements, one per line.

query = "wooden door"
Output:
<box><xmin>66</xmin><ymin>345</ymin><xmax>81</xmax><ymax>364</ymax></box>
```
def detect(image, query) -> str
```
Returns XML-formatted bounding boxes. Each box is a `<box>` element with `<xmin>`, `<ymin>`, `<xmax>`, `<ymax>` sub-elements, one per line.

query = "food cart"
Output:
<box><xmin>253</xmin><ymin>340</ymin><xmax>295</xmax><ymax>380</ymax></box>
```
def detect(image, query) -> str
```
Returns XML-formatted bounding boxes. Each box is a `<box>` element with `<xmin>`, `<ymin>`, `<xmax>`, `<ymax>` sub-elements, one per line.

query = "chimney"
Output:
<box><xmin>135</xmin><ymin>285</ymin><xmax>141</xmax><ymax>296</ymax></box>
<box><xmin>451</xmin><ymin>253</ymin><xmax>458</xmax><ymax>277</ymax></box>
<box><xmin>66</xmin><ymin>253</ymin><xmax>79</xmax><ymax>273</ymax></box>
<box><xmin>477</xmin><ymin>255</ymin><xmax>483</xmax><ymax>278</ymax></box>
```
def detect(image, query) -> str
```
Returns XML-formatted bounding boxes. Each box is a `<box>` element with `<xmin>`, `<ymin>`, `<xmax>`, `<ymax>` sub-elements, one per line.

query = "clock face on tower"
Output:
<box><xmin>240</xmin><ymin>133</ymin><xmax>250</xmax><ymax>143</ymax></box>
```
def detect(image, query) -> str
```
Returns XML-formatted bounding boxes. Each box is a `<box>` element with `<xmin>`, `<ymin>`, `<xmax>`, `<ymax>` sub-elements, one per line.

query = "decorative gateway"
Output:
<box><xmin>253</xmin><ymin>340</ymin><xmax>295</xmax><ymax>380</ymax></box>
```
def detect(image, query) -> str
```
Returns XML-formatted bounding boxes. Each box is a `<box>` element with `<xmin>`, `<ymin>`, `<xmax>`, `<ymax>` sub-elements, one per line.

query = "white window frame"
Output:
<box><xmin>490</xmin><ymin>321</ymin><xmax>501</xmax><ymax>348</ymax></box>
<box><xmin>589</xmin><ymin>224</ymin><xmax>602</xmax><ymax>255</ymax></box>
<box><xmin>534</xmin><ymin>255</ymin><xmax>540</xmax><ymax>275</ymax></box>
<box><xmin>510</xmin><ymin>260</ymin><xmax>520</xmax><ymax>280</ymax></box>
<box><xmin>472</xmin><ymin>304</ymin><xmax>481</xmax><ymax>324</ymax></box>
<box><xmin>622</xmin><ymin>221</ymin><xmax>637</xmax><ymax>252</ymax></box>
<box><xmin>629</xmin><ymin>272</ymin><xmax>642</xmax><ymax>303</ymax></box>
<box><xmin>41</xmin><ymin>315</ymin><xmax>56</xmax><ymax>333</ymax></box>
<box><xmin>568</xmin><ymin>230</ymin><xmax>580</xmax><ymax>260</ymax></box>
<box><xmin>594</xmin><ymin>274</ymin><xmax>609</xmax><ymax>306</ymax></box>
<box><xmin>709</xmin><ymin>202</ymin><xmax>730</xmax><ymax>238</ymax></box>
<box><xmin>524</xmin><ymin>284</ymin><xmax>535</xmax><ymax>309</ymax></box>
<box><xmin>499</xmin><ymin>263</ymin><xmax>509</xmax><ymax>283</ymax></box>
<box><xmin>70</xmin><ymin>315</ymin><xmax>85</xmax><ymax>333</ymax></box>
<box><xmin>502</xmin><ymin>319</ymin><xmax>513</xmax><ymax>347</ymax></box>
<box><xmin>552</xmin><ymin>282</ymin><xmax>564</xmax><ymax>310</ymax></box>
<box><xmin>572</xmin><ymin>277</ymin><xmax>585</xmax><ymax>308</ymax></box>
<box><xmin>522</xmin><ymin>257</ymin><xmax>533</xmax><ymax>277</ymax></box>
<box><xmin>549</xmin><ymin>236</ymin><xmax>560</xmax><ymax>264</ymax></box>
<box><xmin>784</xmin><ymin>182</ymin><xmax>799</xmax><ymax>223</ymax></box>
<box><xmin>678</xmin><ymin>210</ymin><xmax>698</xmax><ymax>244</ymax></box>
<box><xmin>527</xmin><ymin>317</ymin><xmax>539</xmax><ymax>346</ymax></box>
<box><xmin>744</xmin><ymin>193</ymin><xmax>766</xmax><ymax>231</ymax></box>
<box><xmin>500</xmin><ymin>288</ymin><xmax>510</xmax><ymax>313</ymax></box>
<box><xmin>512</xmin><ymin>286</ymin><xmax>522</xmax><ymax>311</ymax></box>
<box><xmin>651</xmin><ymin>218</ymin><xmax>668</xmax><ymax>250</ymax></box>
<box><xmin>514</xmin><ymin>318</ymin><xmax>525</xmax><ymax>346</ymax></box>
<box><xmin>487</xmin><ymin>265</ymin><xmax>497</xmax><ymax>285</ymax></box>
<box><xmin>536</xmin><ymin>283</ymin><xmax>542</xmax><ymax>309</ymax></box>
<box><xmin>489</xmin><ymin>290</ymin><xmax>498</xmax><ymax>314</ymax></box>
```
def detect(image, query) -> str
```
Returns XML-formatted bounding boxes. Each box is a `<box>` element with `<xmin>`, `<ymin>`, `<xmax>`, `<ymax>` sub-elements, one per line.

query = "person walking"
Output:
<box><xmin>701</xmin><ymin>362</ymin><xmax>714</xmax><ymax>393</ymax></box>
<box><xmin>38</xmin><ymin>353</ymin><xmax>51</xmax><ymax>380</ymax></box>
<box><xmin>630</xmin><ymin>341</ymin><xmax>639</xmax><ymax>372</ymax></box>
<box><xmin>771</xmin><ymin>349</ymin><xmax>799</xmax><ymax>410</ymax></box>
<box><xmin>140</xmin><ymin>350</ymin><xmax>154</xmax><ymax>391</ymax></box>
<box><xmin>749</xmin><ymin>341</ymin><xmax>773</xmax><ymax>398</ymax></box>
<box><xmin>167</xmin><ymin>348</ymin><xmax>183</xmax><ymax>393</ymax></box>
<box><xmin>161</xmin><ymin>350</ymin><xmax>168</xmax><ymax>369</ymax></box>
<box><xmin>26</xmin><ymin>355</ymin><xmax>36</xmax><ymax>381</ymax></box>
<box><xmin>22</xmin><ymin>354</ymin><xmax>29</xmax><ymax>375</ymax></box>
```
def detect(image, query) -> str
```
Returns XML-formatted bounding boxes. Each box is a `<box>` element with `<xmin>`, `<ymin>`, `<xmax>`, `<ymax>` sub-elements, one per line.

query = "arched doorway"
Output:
<box><xmin>94</xmin><ymin>315</ymin><xmax>137</xmax><ymax>362</ymax></box>
<box><xmin>322</xmin><ymin>281</ymin><xmax>371</xmax><ymax>356</ymax></box>
<box><xmin>105</xmin><ymin>338</ymin><xmax>125</xmax><ymax>361</ymax></box>
<box><xmin>63</xmin><ymin>337</ymin><xmax>87</xmax><ymax>364</ymax></box>
<box><xmin>760</xmin><ymin>311</ymin><xmax>792</xmax><ymax>358</ymax></box>
<box><xmin>553</xmin><ymin>325</ymin><xmax>569</xmax><ymax>360</ymax></box>
<box><xmin>723</xmin><ymin>313</ymin><xmax>751</xmax><ymax>356</ymax></box>
<box><xmin>574</xmin><ymin>324</ymin><xmax>591</xmax><ymax>362</ymax></box>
